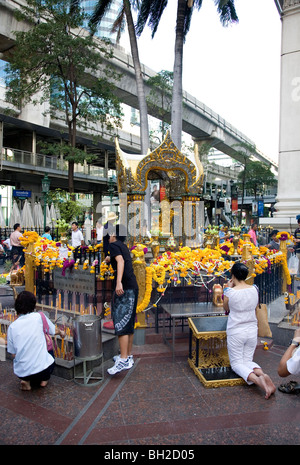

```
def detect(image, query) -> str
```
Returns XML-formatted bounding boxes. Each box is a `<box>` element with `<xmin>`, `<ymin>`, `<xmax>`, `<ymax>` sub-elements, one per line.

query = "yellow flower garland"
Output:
<box><xmin>136</xmin><ymin>267</ymin><xmax>153</xmax><ymax>313</ymax></box>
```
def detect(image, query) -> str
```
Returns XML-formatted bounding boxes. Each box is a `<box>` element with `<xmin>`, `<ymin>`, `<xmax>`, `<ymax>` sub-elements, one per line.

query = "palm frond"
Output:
<box><xmin>214</xmin><ymin>0</ymin><xmax>239</xmax><ymax>26</ymax></box>
<box><xmin>111</xmin><ymin>6</ymin><xmax>126</xmax><ymax>42</ymax></box>
<box><xmin>89</xmin><ymin>0</ymin><xmax>113</xmax><ymax>28</ymax></box>
<box><xmin>136</xmin><ymin>0</ymin><xmax>168</xmax><ymax>38</ymax></box>
<box><xmin>69</xmin><ymin>0</ymin><xmax>81</xmax><ymax>15</ymax></box>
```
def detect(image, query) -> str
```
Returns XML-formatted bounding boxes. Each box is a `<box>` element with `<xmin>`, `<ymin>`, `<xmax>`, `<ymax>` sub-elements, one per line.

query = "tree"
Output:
<box><xmin>89</xmin><ymin>0</ymin><xmax>150</xmax><ymax>154</ymax></box>
<box><xmin>136</xmin><ymin>0</ymin><xmax>238</xmax><ymax>150</ymax></box>
<box><xmin>147</xmin><ymin>70</ymin><xmax>173</xmax><ymax>142</ymax></box>
<box><xmin>5</xmin><ymin>0</ymin><xmax>123</xmax><ymax>198</ymax></box>
<box><xmin>237</xmin><ymin>159</ymin><xmax>277</xmax><ymax>201</ymax></box>
<box><xmin>233</xmin><ymin>141</ymin><xmax>256</xmax><ymax>222</ymax></box>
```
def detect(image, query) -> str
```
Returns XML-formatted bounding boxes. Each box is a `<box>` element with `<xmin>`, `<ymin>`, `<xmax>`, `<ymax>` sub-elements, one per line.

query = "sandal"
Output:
<box><xmin>278</xmin><ymin>380</ymin><xmax>300</xmax><ymax>394</ymax></box>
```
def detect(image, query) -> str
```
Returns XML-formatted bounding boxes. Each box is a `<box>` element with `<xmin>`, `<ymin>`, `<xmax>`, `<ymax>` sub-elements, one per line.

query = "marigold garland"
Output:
<box><xmin>136</xmin><ymin>267</ymin><xmax>153</xmax><ymax>313</ymax></box>
<box><xmin>17</xmin><ymin>230</ymin><xmax>292</xmax><ymax>311</ymax></box>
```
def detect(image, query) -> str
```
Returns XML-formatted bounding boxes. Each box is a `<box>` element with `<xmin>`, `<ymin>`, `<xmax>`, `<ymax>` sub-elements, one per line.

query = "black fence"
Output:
<box><xmin>151</xmin><ymin>263</ymin><xmax>284</xmax><ymax>333</ymax></box>
<box><xmin>254</xmin><ymin>263</ymin><xmax>283</xmax><ymax>305</ymax></box>
<box><xmin>0</xmin><ymin>227</ymin><xmax>60</xmax><ymax>242</ymax></box>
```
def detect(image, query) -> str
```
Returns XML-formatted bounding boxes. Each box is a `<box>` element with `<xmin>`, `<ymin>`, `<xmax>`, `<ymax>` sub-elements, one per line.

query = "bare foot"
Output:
<box><xmin>257</xmin><ymin>374</ymin><xmax>275</xmax><ymax>399</ymax></box>
<box><xmin>40</xmin><ymin>381</ymin><xmax>48</xmax><ymax>387</ymax></box>
<box><xmin>20</xmin><ymin>380</ymin><xmax>31</xmax><ymax>391</ymax></box>
<box><xmin>263</xmin><ymin>374</ymin><xmax>276</xmax><ymax>398</ymax></box>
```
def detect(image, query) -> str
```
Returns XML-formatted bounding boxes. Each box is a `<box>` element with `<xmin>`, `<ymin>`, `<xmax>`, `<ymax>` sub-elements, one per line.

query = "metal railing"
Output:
<box><xmin>1</xmin><ymin>147</ymin><xmax>116</xmax><ymax>179</ymax></box>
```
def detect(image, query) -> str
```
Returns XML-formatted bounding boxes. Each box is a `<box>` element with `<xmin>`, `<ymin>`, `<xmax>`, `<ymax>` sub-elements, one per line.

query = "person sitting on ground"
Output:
<box><xmin>223</xmin><ymin>262</ymin><xmax>276</xmax><ymax>399</ymax></box>
<box><xmin>0</xmin><ymin>243</ymin><xmax>5</xmax><ymax>259</ymax></box>
<box><xmin>7</xmin><ymin>290</ymin><xmax>65</xmax><ymax>391</ymax></box>
<box><xmin>2</xmin><ymin>238</ymin><xmax>11</xmax><ymax>259</ymax></box>
<box><xmin>277</xmin><ymin>328</ymin><xmax>300</xmax><ymax>394</ymax></box>
<box><xmin>267</xmin><ymin>229</ymin><xmax>280</xmax><ymax>251</ymax></box>
<box><xmin>107</xmin><ymin>224</ymin><xmax>139</xmax><ymax>375</ymax></box>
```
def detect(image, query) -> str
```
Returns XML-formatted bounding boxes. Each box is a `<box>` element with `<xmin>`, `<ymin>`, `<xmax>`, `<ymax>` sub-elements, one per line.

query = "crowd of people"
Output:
<box><xmin>3</xmin><ymin>214</ymin><xmax>300</xmax><ymax>398</ymax></box>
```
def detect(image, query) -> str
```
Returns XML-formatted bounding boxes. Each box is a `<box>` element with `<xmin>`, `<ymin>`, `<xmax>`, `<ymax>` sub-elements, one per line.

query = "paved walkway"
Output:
<box><xmin>1</xmin><ymin>334</ymin><xmax>300</xmax><ymax>446</ymax></box>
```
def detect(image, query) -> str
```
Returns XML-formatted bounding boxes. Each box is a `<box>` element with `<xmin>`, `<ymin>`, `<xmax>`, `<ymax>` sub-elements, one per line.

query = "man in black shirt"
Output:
<box><xmin>107</xmin><ymin>225</ymin><xmax>139</xmax><ymax>375</ymax></box>
<box><xmin>102</xmin><ymin>211</ymin><xmax>118</xmax><ymax>257</ymax></box>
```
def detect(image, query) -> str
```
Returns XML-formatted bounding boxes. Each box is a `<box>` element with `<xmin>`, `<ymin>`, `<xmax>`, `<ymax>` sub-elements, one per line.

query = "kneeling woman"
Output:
<box><xmin>7</xmin><ymin>291</ymin><xmax>64</xmax><ymax>391</ymax></box>
<box><xmin>223</xmin><ymin>262</ymin><xmax>276</xmax><ymax>399</ymax></box>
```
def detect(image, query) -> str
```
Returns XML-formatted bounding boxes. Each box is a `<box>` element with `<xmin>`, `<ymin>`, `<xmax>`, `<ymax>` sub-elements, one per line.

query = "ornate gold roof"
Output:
<box><xmin>115</xmin><ymin>132</ymin><xmax>204</xmax><ymax>195</ymax></box>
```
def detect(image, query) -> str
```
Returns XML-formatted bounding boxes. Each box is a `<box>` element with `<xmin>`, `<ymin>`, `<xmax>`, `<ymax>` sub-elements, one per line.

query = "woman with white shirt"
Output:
<box><xmin>7</xmin><ymin>291</ymin><xmax>64</xmax><ymax>391</ymax></box>
<box><xmin>223</xmin><ymin>262</ymin><xmax>276</xmax><ymax>399</ymax></box>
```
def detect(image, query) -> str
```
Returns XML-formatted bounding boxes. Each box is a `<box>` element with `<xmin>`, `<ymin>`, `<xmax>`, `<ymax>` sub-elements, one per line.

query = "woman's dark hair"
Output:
<box><xmin>15</xmin><ymin>291</ymin><xmax>36</xmax><ymax>315</ymax></box>
<box><xmin>230</xmin><ymin>262</ymin><xmax>249</xmax><ymax>281</ymax></box>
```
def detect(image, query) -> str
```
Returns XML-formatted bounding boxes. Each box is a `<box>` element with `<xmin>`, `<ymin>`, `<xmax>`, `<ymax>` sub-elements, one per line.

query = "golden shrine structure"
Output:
<box><xmin>115</xmin><ymin>132</ymin><xmax>204</xmax><ymax>246</ymax></box>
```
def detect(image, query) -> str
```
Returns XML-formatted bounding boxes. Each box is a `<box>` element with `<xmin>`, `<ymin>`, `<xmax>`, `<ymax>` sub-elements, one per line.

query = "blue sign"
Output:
<box><xmin>258</xmin><ymin>199</ymin><xmax>264</xmax><ymax>217</ymax></box>
<box><xmin>13</xmin><ymin>190</ymin><xmax>32</xmax><ymax>198</ymax></box>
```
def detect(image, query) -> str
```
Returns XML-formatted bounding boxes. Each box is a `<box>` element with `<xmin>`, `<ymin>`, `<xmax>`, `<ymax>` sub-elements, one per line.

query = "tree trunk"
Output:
<box><xmin>68</xmin><ymin>159</ymin><xmax>75</xmax><ymax>199</ymax></box>
<box><xmin>124</xmin><ymin>0</ymin><xmax>150</xmax><ymax>154</ymax></box>
<box><xmin>240</xmin><ymin>157</ymin><xmax>247</xmax><ymax>224</ymax></box>
<box><xmin>171</xmin><ymin>0</ymin><xmax>185</xmax><ymax>151</ymax></box>
<box><xmin>68</xmin><ymin>115</ymin><xmax>76</xmax><ymax>201</ymax></box>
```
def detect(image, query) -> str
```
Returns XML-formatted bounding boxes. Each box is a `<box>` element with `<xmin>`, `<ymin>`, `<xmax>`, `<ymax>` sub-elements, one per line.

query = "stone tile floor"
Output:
<box><xmin>1</xmin><ymin>334</ymin><xmax>300</xmax><ymax>446</ymax></box>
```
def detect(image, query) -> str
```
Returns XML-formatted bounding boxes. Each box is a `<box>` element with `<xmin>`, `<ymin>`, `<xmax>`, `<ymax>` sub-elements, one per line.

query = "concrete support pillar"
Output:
<box><xmin>104</xmin><ymin>150</ymin><xmax>109</xmax><ymax>178</ymax></box>
<box><xmin>93</xmin><ymin>192</ymin><xmax>102</xmax><ymax>226</ymax></box>
<box><xmin>32</xmin><ymin>130</ymin><xmax>36</xmax><ymax>166</ymax></box>
<box><xmin>274</xmin><ymin>1</ymin><xmax>300</xmax><ymax>224</ymax></box>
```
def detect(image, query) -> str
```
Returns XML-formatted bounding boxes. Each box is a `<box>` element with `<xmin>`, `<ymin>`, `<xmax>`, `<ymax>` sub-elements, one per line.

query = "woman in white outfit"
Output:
<box><xmin>223</xmin><ymin>262</ymin><xmax>276</xmax><ymax>399</ymax></box>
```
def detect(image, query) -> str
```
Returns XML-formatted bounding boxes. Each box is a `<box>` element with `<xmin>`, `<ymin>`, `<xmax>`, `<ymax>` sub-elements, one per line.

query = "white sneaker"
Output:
<box><xmin>113</xmin><ymin>354</ymin><xmax>134</xmax><ymax>367</ymax></box>
<box><xmin>107</xmin><ymin>357</ymin><xmax>131</xmax><ymax>375</ymax></box>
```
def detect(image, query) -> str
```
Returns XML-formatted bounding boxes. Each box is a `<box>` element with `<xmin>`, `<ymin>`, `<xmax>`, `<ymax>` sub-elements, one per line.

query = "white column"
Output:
<box><xmin>274</xmin><ymin>0</ymin><xmax>300</xmax><ymax>225</ymax></box>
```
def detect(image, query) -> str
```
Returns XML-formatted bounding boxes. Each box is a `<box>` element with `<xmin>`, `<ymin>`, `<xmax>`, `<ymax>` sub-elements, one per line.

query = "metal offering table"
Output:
<box><xmin>162</xmin><ymin>302</ymin><xmax>223</xmax><ymax>361</ymax></box>
<box><xmin>188</xmin><ymin>316</ymin><xmax>244</xmax><ymax>388</ymax></box>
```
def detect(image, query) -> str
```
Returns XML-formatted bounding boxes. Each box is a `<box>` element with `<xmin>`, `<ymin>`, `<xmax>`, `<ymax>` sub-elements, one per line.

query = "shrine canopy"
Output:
<box><xmin>115</xmin><ymin>132</ymin><xmax>204</xmax><ymax>196</ymax></box>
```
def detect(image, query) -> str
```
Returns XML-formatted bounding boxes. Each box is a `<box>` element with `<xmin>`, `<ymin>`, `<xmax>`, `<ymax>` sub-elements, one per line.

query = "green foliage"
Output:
<box><xmin>147</xmin><ymin>70</ymin><xmax>173</xmax><ymax>141</ymax></box>
<box><xmin>38</xmin><ymin>141</ymin><xmax>97</xmax><ymax>164</ymax></box>
<box><xmin>5</xmin><ymin>0</ymin><xmax>123</xmax><ymax>193</ymax></box>
<box><xmin>4</xmin><ymin>260</ymin><xmax>13</xmax><ymax>274</ymax></box>
<box><xmin>58</xmin><ymin>200</ymin><xmax>83</xmax><ymax>224</ymax></box>
<box><xmin>48</xmin><ymin>188</ymin><xmax>83</xmax><ymax>223</ymax></box>
<box><xmin>237</xmin><ymin>160</ymin><xmax>277</xmax><ymax>198</ymax></box>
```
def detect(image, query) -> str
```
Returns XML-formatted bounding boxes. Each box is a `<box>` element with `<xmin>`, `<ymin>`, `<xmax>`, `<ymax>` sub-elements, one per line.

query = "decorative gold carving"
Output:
<box><xmin>188</xmin><ymin>317</ymin><xmax>245</xmax><ymax>388</ymax></box>
<box><xmin>150</xmin><ymin>236</ymin><xmax>160</xmax><ymax>259</ymax></box>
<box><xmin>212</xmin><ymin>284</ymin><xmax>224</xmax><ymax>307</ymax></box>
<box><xmin>115</xmin><ymin>132</ymin><xmax>204</xmax><ymax>194</ymax></box>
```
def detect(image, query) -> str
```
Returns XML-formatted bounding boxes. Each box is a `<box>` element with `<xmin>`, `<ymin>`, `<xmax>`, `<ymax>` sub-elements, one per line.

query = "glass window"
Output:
<box><xmin>0</xmin><ymin>60</ymin><xmax>7</xmax><ymax>88</ymax></box>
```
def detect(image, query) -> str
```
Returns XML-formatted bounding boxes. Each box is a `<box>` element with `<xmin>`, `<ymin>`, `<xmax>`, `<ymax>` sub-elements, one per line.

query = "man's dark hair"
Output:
<box><xmin>231</xmin><ymin>262</ymin><xmax>249</xmax><ymax>281</ymax></box>
<box><xmin>270</xmin><ymin>229</ymin><xmax>279</xmax><ymax>239</ymax></box>
<box><xmin>72</xmin><ymin>222</ymin><xmax>78</xmax><ymax>226</ymax></box>
<box><xmin>15</xmin><ymin>291</ymin><xmax>36</xmax><ymax>315</ymax></box>
<box><xmin>44</xmin><ymin>226</ymin><xmax>51</xmax><ymax>233</ymax></box>
<box><xmin>13</xmin><ymin>223</ymin><xmax>20</xmax><ymax>230</ymax></box>
<box><xmin>116</xmin><ymin>224</ymin><xmax>126</xmax><ymax>242</ymax></box>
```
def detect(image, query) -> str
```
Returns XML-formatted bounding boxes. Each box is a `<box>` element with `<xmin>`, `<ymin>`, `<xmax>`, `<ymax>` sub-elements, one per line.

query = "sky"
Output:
<box><xmin>121</xmin><ymin>0</ymin><xmax>282</xmax><ymax>164</ymax></box>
